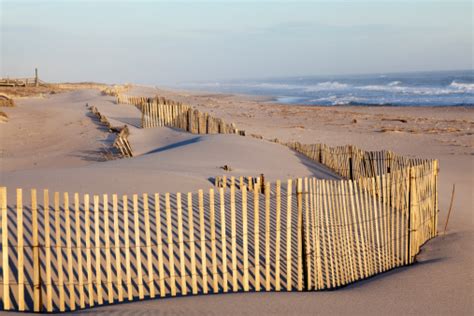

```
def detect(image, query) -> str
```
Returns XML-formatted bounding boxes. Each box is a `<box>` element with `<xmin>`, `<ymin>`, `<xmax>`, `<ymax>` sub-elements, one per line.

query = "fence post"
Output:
<box><xmin>1</xmin><ymin>187</ymin><xmax>10</xmax><ymax>310</ymax></box>
<box><xmin>35</xmin><ymin>68</ymin><xmax>39</xmax><ymax>87</ymax></box>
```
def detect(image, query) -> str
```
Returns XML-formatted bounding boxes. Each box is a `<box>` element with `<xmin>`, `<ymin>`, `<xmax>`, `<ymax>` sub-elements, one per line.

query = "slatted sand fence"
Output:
<box><xmin>0</xmin><ymin>157</ymin><xmax>438</xmax><ymax>312</ymax></box>
<box><xmin>116</xmin><ymin>94</ymin><xmax>245</xmax><ymax>135</ymax></box>
<box><xmin>89</xmin><ymin>105</ymin><xmax>133</xmax><ymax>157</ymax></box>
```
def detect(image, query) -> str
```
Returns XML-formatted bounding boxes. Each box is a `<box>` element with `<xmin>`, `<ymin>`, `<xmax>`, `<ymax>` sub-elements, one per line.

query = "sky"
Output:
<box><xmin>1</xmin><ymin>0</ymin><xmax>472</xmax><ymax>85</ymax></box>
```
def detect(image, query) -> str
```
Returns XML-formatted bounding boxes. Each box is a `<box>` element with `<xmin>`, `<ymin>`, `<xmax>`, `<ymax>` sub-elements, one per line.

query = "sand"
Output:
<box><xmin>0</xmin><ymin>86</ymin><xmax>472</xmax><ymax>315</ymax></box>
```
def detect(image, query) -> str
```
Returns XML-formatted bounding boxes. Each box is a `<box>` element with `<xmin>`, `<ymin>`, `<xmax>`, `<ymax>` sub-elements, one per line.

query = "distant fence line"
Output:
<box><xmin>0</xmin><ymin>142</ymin><xmax>438</xmax><ymax>312</ymax></box>
<box><xmin>116</xmin><ymin>94</ymin><xmax>246</xmax><ymax>136</ymax></box>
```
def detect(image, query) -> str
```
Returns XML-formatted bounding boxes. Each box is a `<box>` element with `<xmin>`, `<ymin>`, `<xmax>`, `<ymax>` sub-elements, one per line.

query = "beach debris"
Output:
<box><xmin>352</xmin><ymin>118</ymin><xmax>358</xmax><ymax>124</ymax></box>
<box><xmin>382</xmin><ymin>118</ymin><xmax>408</xmax><ymax>123</ymax></box>
<box><xmin>220</xmin><ymin>165</ymin><xmax>233</xmax><ymax>171</ymax></box>
<box><xmin>251</xmin><ymin>133</ymin><xmax>264</xmax><ymax>139</ymax></box>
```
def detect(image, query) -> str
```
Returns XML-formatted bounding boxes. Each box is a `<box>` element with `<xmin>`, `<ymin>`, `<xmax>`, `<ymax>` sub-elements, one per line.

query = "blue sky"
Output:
<box><xmin>1</xmin><ymin>0</ymin><xmax>472</xmax><ymax>85</ymax></box>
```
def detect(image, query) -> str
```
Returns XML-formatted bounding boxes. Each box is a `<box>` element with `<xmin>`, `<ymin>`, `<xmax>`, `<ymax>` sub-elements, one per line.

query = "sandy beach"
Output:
<box><xmin>0</xmin><ymin>85</ymin><xmax>472</xmax><ymax>315</ymax></box>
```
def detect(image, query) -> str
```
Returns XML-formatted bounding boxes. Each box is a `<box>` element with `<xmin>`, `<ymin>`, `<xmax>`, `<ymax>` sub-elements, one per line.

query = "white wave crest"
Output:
<box><xmin>304</xmin><ymin>81</ymin><xmax>350</xmax><ymax>92</ymax></box>
<box><xmin>310</xmin><ymin>95</ymin><xmax>365</xmax><ymax>105</ymax></box>
<box><xmin>388</xmin><ymin>81</ymin><xmax>402</xmax><ymax>86</ymax></box>
<box><xmin>233</xmin><ymin>81</ymin><xmax>351</xmax><ymax>91</ymax></box>
<box><xmin>449</xmin><ymin>81</ymin><xmax>474</xmax><ymax>92</ymax></box>
<box><xmin>357</xmin><ymin>84</ymin><xmax>459</xmax><ymax>95</ymax></box>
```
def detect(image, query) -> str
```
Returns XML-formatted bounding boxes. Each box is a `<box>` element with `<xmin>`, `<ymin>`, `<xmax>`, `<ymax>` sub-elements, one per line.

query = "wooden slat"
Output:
<box><xmin>371</xmin><ymin>178</ymin><xmax>382</xmax><ymax>272</ymax></box>
<box><xmin>154</xmin><ymin>194</ymin><xmax>166</xmax><ymax>297</ymax></box>
<box><xmin>219</xmin><ymin>188</ymin><xmax>228</xmax><ymax>292</ymax></box>
<box><xmin>93</xmin><ymin>195</ymin><xmax>103</xmax><ymax>305</ymax></box>
<box><xmin>165</xmin><ymin>193</ymin><xmax>177</xmax><ymax>296</ymax></box>
<box><xmin>1</xmin><ymin>187</ymin><xmax>9</xmax><ymax>310</ymax></box>
<box><xmin>31</xmin><ymin>189</ymin><xmax>41</xmax><ymax>312</ymax></box>
<box><xmin>187</xmin><ymin>193</ymin><xmax>198</xmax><ymax>294</ymax></box>
<box><xmin>112</xmin><ymin>194</ymin><xmax>124</xmax><ymax>302</ymax></box>
<box><xmin>17</xmin><ymin>189</ymin><xmax>25</xmax><ymax>311</ymax></box>
<box><xmin>304</xmin><ymin>178</ymin><xmax>312</xmax><ymax>290</ymax></box>
<box><xmin>327</xmin><ymin>181</ymin><xmax>340</xmax><ymax>287</ymax></box>
<box><xmin>314</xmin><ymin>179</ymin><xmax>323</xmax><ymax>290</ymax></box>
<box><xmin>341</xmin><ymin>181</ymin><xmax>355</xmax><ymax>283</ymax></box>
<box><xmin>83</xmin><ymin>194</ymin><xmax>95</xmax><ymax>307</ymax></box>
<box><xmin>264</xmin><ymin>182</ymin><xmax>271</xmax><ymax>291</ymax></box>
<box><xmin>176</xmin><ymin>193</ymin><xmax>187</xmax><ymax>295</ymax></box>
<box><xmin>198</xmin><ymin>190</ymin><xmax>208</xmax><ymax>294</ymax></box>
<box><xmin>286</xmin><ymin>179</ymin><xmax>293</xmax><ymax>291</ymax></box>
<box><xmin>336</xmin><ymin>181</ymin><xmax>350</xmax><ymax>285</ymax></box>
<box><xmin>242</xmin><ymin>185</ymin><xmax>249</xmax><ymax>291</ymax></box>
<box><xmin>297</xmin><ymin>178</ymin><xmax>303</xmax><ymax>291</ymax></box>
<box><xmin>133</xmin><ymin>195</ymin><xmax>144</xmax><ymax>299</ymax></box>
<box><xmin>72</xmin><ymin>193</ymin><xmax>85</xmax><ymax>309</ymax></box>
<box><xmin>123</xmin><ymin>195</ymin><xmax>133</xmax><ymax>301</ymax></box>
<box><xmin>55</xmin><ymin>192</ymin><xmax>66</xmax><ymax>311</ymax></box>
<box><xmin>253</xmin><ymin>185</ymin><xmax>261</xmax><ymax>291</ymax></box>
<box><xmin>275</xmin><ymin>180</ymin><xmax>282</xmax><ymax>291</ymax></box>
<box><xmin>209</xmin><ymin>189</ymin><xmax>219</xmax><ymax>293</ymax></box>
<box><xmin>321</xmin><ymin>180</ymin><xmax>334</xmax><ymax>288</ymax></box>
<box><xmin>143</xmin><ymin>194</ymin><xmax>155</xmax><ymax>298</ymax></box>
<box><xmin>64</xmin><ymin>192</ymin><xmax>76</xmax><ymax>310</ymax></box>
<box><xmin>44</xmin><ymin>190</ymin><xmax>54</xmax><ymax>311</ymax></box>
<box><xmin>103</xmin><ymin>195</ymin><xmax>113</xmax><ymax>304</ymax></box>
<box><xmin>230</xmin><ymin>184</ymin><xmax>238</xmax><ymax>292</ymax></box>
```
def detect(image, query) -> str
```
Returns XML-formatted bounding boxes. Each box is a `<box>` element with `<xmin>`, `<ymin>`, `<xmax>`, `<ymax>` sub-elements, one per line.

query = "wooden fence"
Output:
<box><xmin>89</xmin><ymin>105</ymin><xmax>133</xmax><ymax>158</ymax></box>
<box><xmin>116</xmin><ymin>94</ymin><xmax>245</xmax><ymax>135</ymax></box>
<box><xmin>0</xmin><ymin>146</ymin><xmax>438</xmax><ymax>312</ymax></box>
<box><xmin>214</xmin><ymin>175</ymin><xmax>266</xmax><ymax>193</ymax></box>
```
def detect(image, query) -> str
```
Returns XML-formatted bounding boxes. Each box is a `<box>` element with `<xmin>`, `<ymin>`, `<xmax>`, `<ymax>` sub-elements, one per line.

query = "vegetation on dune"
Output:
<box><xmin>100</xmin><ymin>84</ymin><xmax>132</xmax><ymax>96</ymax></box>
<box><xmin>0</xmin><ymin>82</ymin><xmax>109</xmax><ymax>98</ymax></box>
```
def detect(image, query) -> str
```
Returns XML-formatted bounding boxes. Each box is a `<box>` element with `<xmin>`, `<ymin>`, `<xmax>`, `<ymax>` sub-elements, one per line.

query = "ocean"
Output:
<box><xmin>181</xmin><ymin>70</ymin><xmax>474</xmax><ymax>106</ymax></box>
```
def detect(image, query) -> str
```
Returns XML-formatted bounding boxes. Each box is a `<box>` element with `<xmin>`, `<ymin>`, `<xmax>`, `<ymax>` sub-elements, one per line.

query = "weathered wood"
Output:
<box><xmin>93</xmin><ymin>195</ymin><xmax>103</xmax><ymax>305</ymax></box>
<box><xmin>254</xmin><ymin>185</ymin><xmax>261</xmax><ymax>291</ymax></box>
<box><xmin>17</xmin><ymin>189</ymin><xmax>25</xmax><ymax>311</ymax></box>
<box><xmin>133</xmin><ymin>194</ymin><xmax>145</xmax><ymax>299</ymax></box>
<box><xmin>102</xmin><ymin>194</ymin><xmax>113</xmax><ymax>304</ymax></box>
<box><xmin>209</xmin><ymin>189</ymin><xmax>219</xmax><ymax>293</ymax></box>
<box><xmin>187</xmin><ymin>192</ymin><xmax>198</xmax><ymax>294</ymax></box>
<box><xmin>275</xmin><ymin>180</ymin><xmax>282</xmax><ymax>291</ymax></box>
<box><xmin>31</xmin><ymin>189</ymin><xmax>41</xmax><ymax>312</ymax></box>
<box><xmin>1</xmin><ymin>187</ymin><xmax>9</xmax><ymax>310</ymax></box>
<box><xmin>219</xmin><ymin>188</ymin><xmax>228</xmax><ymax>292</ymax></box>
<box><xmin>286</xmin><ymin>179</ymin><xmax>293</xmax><ymax>291</ymax></box>
<box><xmin>154</xmin><ymin>194</ymin><xmax>166</xmax><ymax>297</ymax></box>
<box><xmin>176</xmin><ymin>193</ymin><xmax>187</xmax><ymax>295</ymax></box>
<box><xmin>242</xmin><ymin>185</ymin><xmax>249</xmax><ymax>291</ymax></box>
<box><xmin>83</xmin><ymin>192</ymin><xmax>95</xmax><ymax>307</ymax></box>
<box><xmin>44</xmin><ymin>190</ymin><xmax>54</xmax><ymax>311</ymax></box>
<box><xmin>112</xmin><ymin>194</ymin><xmax>124</xmax><ymax>302</ymax></box>
<box><xmin>165</xmin><ymin>193</ymin><xmax>177</xmax><ymax>296</ymax></box>
<box><xmin>64</xmin><ymin>192</ymin><xmax>76</xmax><ymax>310</ymax></box>
<box><xmin>198</xmin><ymin>190</ymin><xmax>208</xmax><ymax>294</ymax></box>
<box><xmin>122</xmin><ymin>195</ymin><xmax>133</xmax><ymax>301</ymax></box>
<box><xmin>143</xmin><ymin>194</ymin><xmax>155</xmax><ymax>298</ymax></box>
<box><xmin>264</xmin><ymin>182</ymin><xmax>271</xmax><ymax>291</ymax></box>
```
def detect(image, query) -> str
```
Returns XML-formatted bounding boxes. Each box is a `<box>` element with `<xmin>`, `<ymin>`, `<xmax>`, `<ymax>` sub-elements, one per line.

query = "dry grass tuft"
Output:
<box><xmin>101</xmin><ymin>84</ymin><xmax>132</xmax><ymax>97</ymax></box>
<box><xmin>0</xmin><ymin>94</ymin><xmax>15</xmax><ymax>107</ymax></box>
<box><xmin>0</xmin><ymin>82</ymin><xmax>108</xmax><ymax>98</ymax></box>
